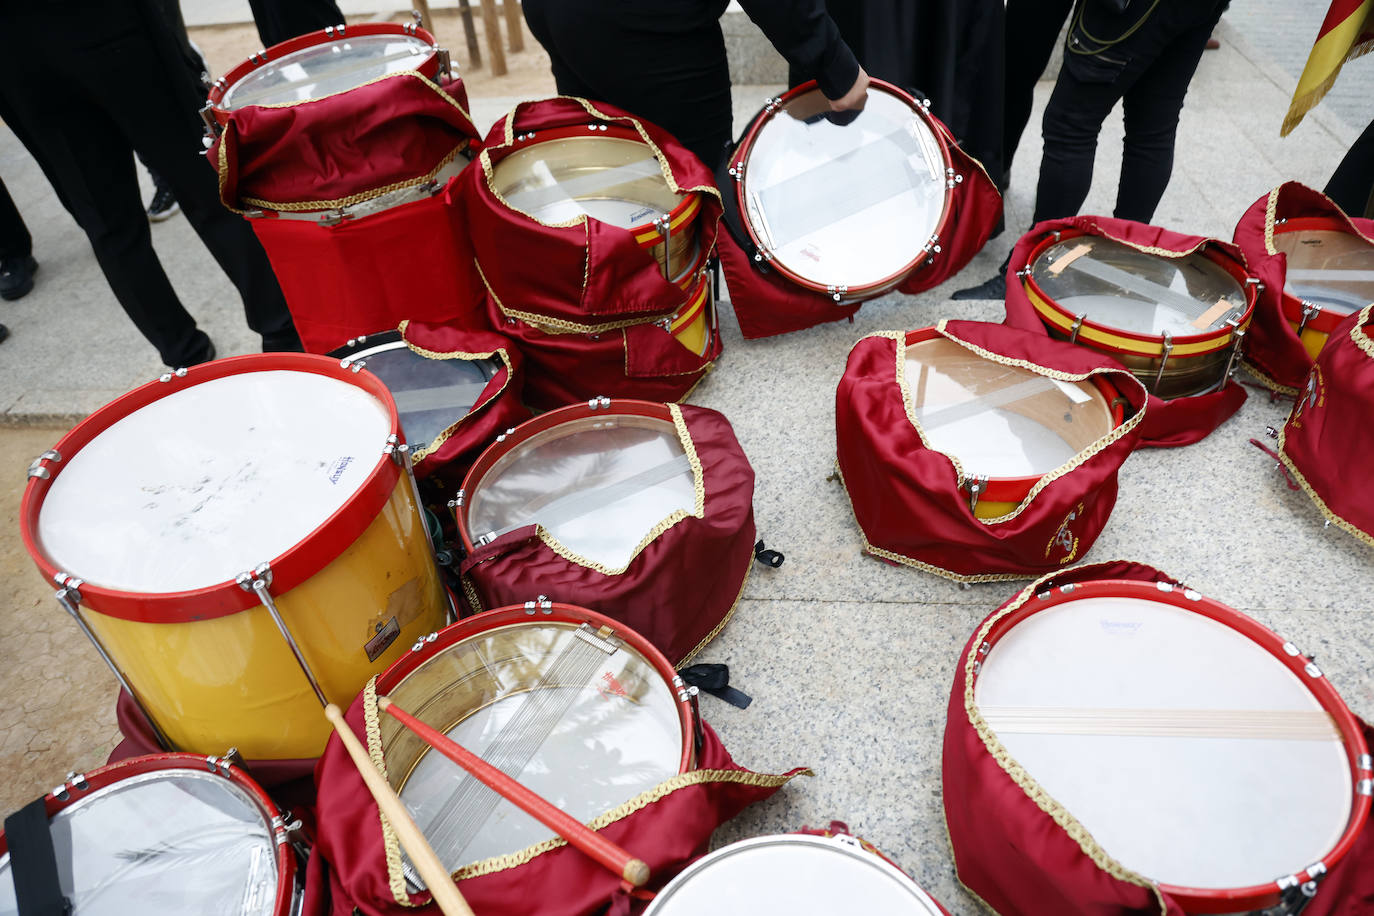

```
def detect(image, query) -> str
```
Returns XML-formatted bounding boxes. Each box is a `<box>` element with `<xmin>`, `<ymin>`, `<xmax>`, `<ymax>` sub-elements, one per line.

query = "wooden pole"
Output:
<box><xmin>323</xmin><ymin>704</ymin><xmax>477</xmax><ymax>916</ymax></box>
<box><xmin>477</xmin><ymin>0</ymin><xmax>508</xmax><ymax>76</ymax></box>
<box><xmin>457</xmin><ymin>0</ymin><xmax>482</xmax><ymax>68</ymax></box>
<box><xmin>502</xmin><ymin>0</ymin><xmax>524</xmax><ymax>53</ymax></box>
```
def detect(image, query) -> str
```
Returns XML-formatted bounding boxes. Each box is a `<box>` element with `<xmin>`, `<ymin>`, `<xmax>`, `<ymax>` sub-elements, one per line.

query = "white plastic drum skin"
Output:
<box><xmin>645</xmin><ymin>834</ymin><xmax>948</xmax><ymax>916</ymax></box>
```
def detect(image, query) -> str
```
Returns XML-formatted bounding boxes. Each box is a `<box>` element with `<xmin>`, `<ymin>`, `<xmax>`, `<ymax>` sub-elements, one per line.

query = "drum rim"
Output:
<box><xmin>484</xmin><ymin>124</ymin><xmax>703</xmax><ymax>246</ymax></box>
<box><xmin>207</xmin><ymin>21</ymin><xmax>439</xmax><ymax>119</ymax></box>
<box><xmin>375</xmin><ymin>601</ymin><xmax>696</xmax><ymax>775</ymax></box>
<box><xmin>643</xmin><ymin>833</ymin><xmax>947</xmax><ymax>915</ymax></box>
<box><xmin>900</xmin><ymin>326</ymin><xmax>1127</xmax><ymax>505</ymax></box>
<box><xmin>20</xmin><ymin>353</ymin><xmax>405</xmax><ymax>623</ymax></box>
<box><xmin>454</xmin><ymin>398</ymin><xmax>699</xmax><ymax>566</ymax></box>
<box><xmin>1274</xmin><ymin>216</ymin><xmax>1374</xmax><ymax>335</ymax></box>
<box><xmin>1021</xmin><ymin>227</ymin><xmax>1256</xmax><ymax>359</ymax></box>
<box><xmin>0</xmin><ymin>752</ymin><xmax>298</xmax><ymax>916</ymax></box>
<box><xmin>971</xmin><ymin>577</ymin><xmax>1372</xmax><ymax>910</ymax></box>
<box><xmin>726</xmin><ymin>77</ymin><xmax>954</xmax><ymax>300</ymax></box>
<box><xmin>325</xmin><ymin>328</ymin><xmax>500</xmax><ymax>381</ymax></box>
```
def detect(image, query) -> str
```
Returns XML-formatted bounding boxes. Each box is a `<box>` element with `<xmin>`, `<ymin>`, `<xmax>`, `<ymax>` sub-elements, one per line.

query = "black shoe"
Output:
<box><xmin>0</xmin><ymin>323</ymin><xmax>9</xmax><ymax>345</ymax></box>
<box><xmin>950</xmin><ymin>272</ymin><xmax>1007</xmax><ymax>301</ymax></box>
<box><xmin>0</xmin><ymin>255</ymin><xmax>37</xmax><ymax>301</ymax></box>
<box><xmin>171</xmin><ymin>337</ymin><xmax>216</xmax><ymax>368</ymax></box>
<box><xmin>148</xmin><ymin>185</ymin><xmax>180</xmax><ymax>222</ymax></box>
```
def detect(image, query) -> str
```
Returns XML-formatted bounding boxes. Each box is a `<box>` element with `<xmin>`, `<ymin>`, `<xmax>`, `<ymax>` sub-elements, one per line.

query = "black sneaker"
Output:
<box><xmin>0</xmin><ymin>255</ymin><xmax>37</xmax><ymax>301</ymax></box>
<box><xmin>0</xmin><ymin>323</ymin><xmax>9</xmax><ymax>345</ymax></box>
<box><xmin>148</xmin><ymin>185</ymin><xmax>180</xmax><ymax>222</ymax></box>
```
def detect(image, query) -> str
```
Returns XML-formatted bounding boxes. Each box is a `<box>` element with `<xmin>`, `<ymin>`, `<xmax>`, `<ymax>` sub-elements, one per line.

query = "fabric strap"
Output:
<box><xmin>3</xmin><ymin>798</ymin><xmax>71</xmax><ymax>916</ymax></box>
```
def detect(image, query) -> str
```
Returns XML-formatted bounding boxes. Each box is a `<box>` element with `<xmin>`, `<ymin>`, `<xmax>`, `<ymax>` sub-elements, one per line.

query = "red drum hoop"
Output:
<box><xmin>970</xmin><ymin>578</ymin><xmax>1371</xmax><ymax>912</ymax></box>
<box><xmin>726</xmin><ymin>78</ymin><xmax>954</xmax><ymax>303</ymax></box>
<box><xmin>0</xmin><ymin>753</ymin><xmax>299</xmax><ymax>916</ymax></box>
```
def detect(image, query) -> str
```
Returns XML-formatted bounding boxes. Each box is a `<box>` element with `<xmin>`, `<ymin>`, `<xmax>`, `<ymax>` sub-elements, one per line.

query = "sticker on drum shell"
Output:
<box><xmin>366</xmin><ymin>616</ymin><xmax>402</xmax><ymax>661</ymax></box>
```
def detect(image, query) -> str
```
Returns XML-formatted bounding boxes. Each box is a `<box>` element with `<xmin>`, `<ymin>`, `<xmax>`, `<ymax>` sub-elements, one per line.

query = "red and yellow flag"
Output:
<box><xmin>1282</xmin><ymin>0</ymin><xmax>1374</xmax><ymax>135</ymax></box>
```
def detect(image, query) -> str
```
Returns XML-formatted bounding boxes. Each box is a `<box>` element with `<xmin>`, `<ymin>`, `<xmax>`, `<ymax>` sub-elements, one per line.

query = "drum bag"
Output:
<box><xmin>458</xmin><ymin>404</ymin><xmax>755</xmax><ymax>664</ymax></box>
<box><xmin>1004</xmin><ymin>216</ymin><xmax>1248</xmax><ymax>448</ymax></box>
<box><xmin>308</xmin><ymin>695</ymin><xmax>808</xmax><ymax>916</ymax></box>
<box><xmin>1232</xmin><ymin>181</ymin><xmax>1374</xmax><ymax>392</ymax></box>
<box><xmin>3</xmin><ymin>798</ymin><xmax>70</xmax><ymax>916</ymax></box>
<box><xmin>836</xmin><ymin>321</ymin><xmax>1149</xmax><ymax>581</ymax></box>
<box><xmin>943</xmin><ymin>561</ymin><xmax>1192</xmax><ymax>916</ymax></box>
<box><xmin>1277</xmin><ymin>304</ymin><xmax>1374</xmax><ymax>548</ymax></box>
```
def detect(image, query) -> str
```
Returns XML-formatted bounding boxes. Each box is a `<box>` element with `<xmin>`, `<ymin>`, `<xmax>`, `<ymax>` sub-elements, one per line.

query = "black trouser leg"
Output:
<box><xmin>246</xmin><ymin>0</ymin><xmax>345</xmax><ymax>46</ymax></box>
<box><xmin>1326</xmin><ymin>117</ymin><xmax>1374</xmax><ymax>219</ymax></box>
<box><xmin>1002</xmin><ymin>0</ymin><xmax>1075</xmax><ymax>177</ymax></box>
<box><xmin>0</xmin><ymin>178</ymin><xmax>32</xmax><ymax>262</ymax></box>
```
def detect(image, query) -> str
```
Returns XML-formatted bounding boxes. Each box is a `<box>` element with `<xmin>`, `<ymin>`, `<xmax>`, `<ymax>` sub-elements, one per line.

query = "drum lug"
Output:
<box><xmin>404</xmin><ymin>13</ymin><xmax>418</xmax><ymax>33</ymax></box>
<box><xmin>157</xmin><ymin>367</ymin><xmax>189</xmax><ymax>383</ymax></box>
<box><xmin>925</xmin><ymin>233</ymin><xmax>942</xmax><ymax>256</ymax></box>
<box><xmin>383</xmin><ymin>433</ymin><xmax>409</xmax><ymax>465</ymax></box>
<box><xmin>273</xmin><ymin>812</ymin><xmax>309</xmax><ymax>856</ymax></box>
<box><xmin>523</xmin><ymin>596</ymin><xmax>553</xmax><ymax>615</ymax></box>
<box><xmin>248</xmin><ymin>48</ymin><xmax>268</xmax><ymax>65</ymax></box>
<box><xmin>965</xmin><ymin>475</ymin><xmax>989</xmax><ymax>514</ymax></box>
<box><xmin>324</xmin><ymin>23</ymin><xmax>345</xmax><ymax>38</ymax></box>
<box><xmin>945</xmin><ymin>168</ymin><xmax>963</xmax><ymax>189</ymax></box>
<box><xmin>198</xmin><ymin>104</ymin><xmax>222</xmax><ymax>139</ymax></box>
<box><xmin>1152</xmin><ymin>332</ymin><xmax>1173</xmax><ymax>392</ymax></box>
<box><xmin>763</xmin><ymin>96</ymin><xmax>782</xmax><ymax>113</ymax></box>
<box><xmin>826</xmin><ymin>284</ymin><xmax>848</xmax><ymax>303</ymax></box>
<box><xmin>318</xmin><ymin>209</ymin><xmax>348</xmax><ymax>227</ymax></box>
<box><xmin>237</xmin><ymin>562</ymin><xmax>331</xmax><ymax>707</ymax></box>
<box><xmin>1222</xmin><ymin>317</ymin><xmax>1245</xmax><ymax>380</ymax></box>
<box><xmin>436</xmin><ymin>47</ymin><xmax>452</xmax><ymax>81</ymax></box>
<box><xmin>587</xmin><ymin>396</ymin><xmax>611</xmax><ymax>410</ymax></box>
<box><xmin>62</xmin><ymin>772</ymin><xmax>90</xmax><ymax>793</ymax></box>
<box><xmin>27</xmin><ymin>448</ymin><xmax>62</xmax><ymax>480</ymax></box>
<box><xmin>656</xmin><ymin>214</ymin><xmax>672</xmax><ymax>277</ymax></box>
<box><xmin>727</xmin><ymin>162</ymin><xmax>744</xmax><ymax>181</ymax></box>
<box><xmin>1069</xmin><ymin>314</ymin><xmax>1086</xmax><ymax>345</ymax></box>
<box><xmin>1246</xmin><ymin>276</ymin><xmax>1265</xmax><ymax>294</ymax></box>
<box><xmin>411</xmin><ymin>631</ymin><xmax>439</xmax><ymax>651</ymax></box>
<box><xmin>448</xmin><ymin>489</ymin><xmax>465</xmax><ymax>509</ymax></box>
<box><xmin>1296</xmin><ymin>300</ymin><xmax>1321</xmax><ymax>336</ymax></box>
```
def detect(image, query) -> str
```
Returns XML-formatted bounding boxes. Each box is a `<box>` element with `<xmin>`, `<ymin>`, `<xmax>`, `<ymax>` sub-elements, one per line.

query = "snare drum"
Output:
<box><xmin>724</xmin><ymin>79</ymin><xmax>953</xmax><ymax>303</ymax></box>
<box><xmin>21</xmin><ymin>354</ymin><xmax>448</xmax><ymax>759</ymax></box>
<box><xmin>206</xmin><ymin>22</ymin><xmax>448</xmax><ymax>124</ymax></box>
<box><xmin>355</xmin><ymin>603</ymin><xmax>694</xmax><ymax>879</ymax></box>
<box><xmin>902</xmin><ymin>328</ymin><xmax>1125</xmax><ymax>518</ymax></box>
<box><xmin>0</xmin><ymin>754</ymin><xmax>300</xmax><ymax>915</ymax></box>
<box><xmin>1270</xmin><ymin>217</ymin><xmax>1374</xmax><ymax>360</ymax></box>
<box><xmin>962</xmin><ymin>578</ymin><xmax>1370</xmax><ymax>913</ymax></box>
<box><xmin>1021</xmin><ymin>230</ymin><xmax>1255</xmax><ymax>398</ymax></box>
<box><xmin>645</xmin><ymin>831</ymin><xmax>950</xmax><ymax>915</ymax></box>
<box><xmin>491</xmin><ymin>124</ymin><xmax>708</xmax><ymax>282</ymax></box>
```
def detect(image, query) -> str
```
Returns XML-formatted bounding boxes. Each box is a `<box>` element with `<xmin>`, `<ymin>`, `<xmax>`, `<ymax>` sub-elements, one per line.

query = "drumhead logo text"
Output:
<box><xmin>327</xmin><ymin>456</ymin><xmax>355</xmax><ymax>484</ymax></box>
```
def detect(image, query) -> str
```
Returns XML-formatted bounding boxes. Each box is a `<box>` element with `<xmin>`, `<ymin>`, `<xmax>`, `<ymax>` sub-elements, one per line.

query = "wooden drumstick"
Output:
<box><xmin>323</xmin><ymin>704</ymin><xmax>477</xmax><ymax>916</ymax></box>
<box><xmin>378</xmin><ymin>695</ymin><xmax>652</xmax><ymax>887</ymax></box>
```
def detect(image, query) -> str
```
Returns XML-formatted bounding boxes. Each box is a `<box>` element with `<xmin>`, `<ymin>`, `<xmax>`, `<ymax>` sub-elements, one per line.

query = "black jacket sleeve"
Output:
<box><xmin>736</xmin><ymin>0</ymin><xmax>861</xmax><ymax>99</ymax></box>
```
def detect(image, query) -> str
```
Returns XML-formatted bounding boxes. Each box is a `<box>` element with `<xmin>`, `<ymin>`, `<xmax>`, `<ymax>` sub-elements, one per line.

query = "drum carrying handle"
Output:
<box><xmin>237</xmin><ymin>564</ymin><xmax>329</xmax><ymax>708</ymax></box>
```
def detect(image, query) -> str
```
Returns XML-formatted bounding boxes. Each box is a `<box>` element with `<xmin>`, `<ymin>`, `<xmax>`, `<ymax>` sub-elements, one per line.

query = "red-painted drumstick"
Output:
<box><xmin>377</xmin><ymin>695</ymin><xmax>651</xmax><ymax>887</ymax></box>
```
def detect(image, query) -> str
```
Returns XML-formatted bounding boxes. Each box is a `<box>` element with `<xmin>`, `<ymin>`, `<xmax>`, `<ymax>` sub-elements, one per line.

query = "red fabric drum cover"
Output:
<box><xmin>836</xmin><ymin>321</ymin><xmax>1148</xmax><ymax>582</ymax></box>
<box><xmin>716</xmin><ymin>83</ymin><xmax>1001</xmax><ymax>340</ymax></box>
<box><xmin>456</xmin><ymin>401</ymin><xmax>756</xmax><ymax>665</ymax></box>
<box><xmin>454</xmin><ymin>98</ymin><xmax>723</xmax><ymax>408</ymax></box>
<box><xmin>1233</xmin><ymin>181</ymin><xmax>1374</xmax><ymax>392</ymax></box>
<box><xmin>1005</xmin><ymin>217</ymin><xmax>1251</xmax><ymax>448</ymax></box>
<box><xmin>309</xmin><ymin>606</ymin><xmax>807</xmax><ymax>916</ymax></box>
<box><xmin>1276</xmin><ymin>304</ymin><xmax>1374</xmax><ymax>548</ymax></box>
<box><xmin>943</xmin><ymin>562</ymin><xmax>1373</xmax><ymax>915</ymax></box>
<box><xmin>209</xmin><ymin>73</ymin><xmax>483</xmax><ymax>353</ymax></box>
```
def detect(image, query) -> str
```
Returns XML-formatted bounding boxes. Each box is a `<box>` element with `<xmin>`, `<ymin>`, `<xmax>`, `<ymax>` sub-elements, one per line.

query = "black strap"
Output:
<box><xmin>754</xmin><ymin>540</ymin><xmax>785</xmax><ymax>568</ymax></box>
<box><xmin>3</xmin><ymin>798</ymin><xmax>71</xmax><ymax>916</ymax></box>
<box><xmin>680</xmin><ymin>663</ymin><xmax>752</xmax><ymax>709</ymax></box>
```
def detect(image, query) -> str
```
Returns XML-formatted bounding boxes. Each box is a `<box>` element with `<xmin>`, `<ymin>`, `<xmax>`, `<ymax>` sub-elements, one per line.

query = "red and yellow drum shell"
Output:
<box><xmin>1020</xmin><ymin>228</ymin><xmax>1257</xmax><ymax>399</ymax></box>
<box><xmin>0</xmin><ymin>754</ymin><xmax>299</xmax><ymax>916</ymax></box>
<box><xmin>1272</xmin><ymin>216</ymin><xmax>1374</xmax><ymax>360</ymax></box>
<box><xmin>959</xmin><ymin>577</ymin><xmax>1371</xmax><ymax>914</ymax></box>
<box><xmin>667</xmin><ymin>269</ymin><xmax>714</xmax><ymax>357</ymax></box>
<box><xmin>726</xmin><ymin>77</ymin><xmax>954</xmax><ymax>303</ymax></box>
<box><xmin>206</xmin><ymin>22</ymin><xmax>442</xmax><ymax>125</ymax></box>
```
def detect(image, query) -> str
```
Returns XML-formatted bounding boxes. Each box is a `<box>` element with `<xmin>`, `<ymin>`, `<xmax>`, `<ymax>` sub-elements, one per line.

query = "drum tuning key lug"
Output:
<box><xmin>965</xmin><ymin>475</ymin><xmax>989</xmax><ymax>514</ymax></box>
<box><xmin>763</xmin><ymin>96</ymin><xmax>782</xmax><ymax>113</ymax></box>
<box><xmin>587</xmin><ymin>396</ymin><xmax>611</xmax><ymax>410</ymax></box>
<box><xmin>410</xmin><ymin>631</ymin><xmax>439</xmax><ymax>652</ymax></box>
<box><xmin>1296</xmin><ymin>300</ymin><xmax>1321</xmax><ymax>337</ymax></box>
<box><xmin>324</xmin><ymin>23</ymin><xmax>346</xmax><ymax>38</ymax></box>
<box><xmin>1245</xmin><ymin>276</ymin><xmax>1265</xmax><ymax>294</ymax></box>
<box><xmin>1069</xmin><ymin>314</ymin><xmax>1086</xmax><ymax>345</ymax></box>
<box><xmin>1222</xmin><ymin>317</ymin><xmax>1246</xmax><ymax>380</ymax></box>
<box><xmin>198</xmin><ymin>104</ymin><xmax>222</xmax><ymax>139</ymax></box>
<box><xmin>945</xmin><ymin>168</ymin><xmax>963</xmax><ymax>189</ymax></box>
<box><xmin>523</xmin><ymin>596</ymin><xmax>554</xmax><ymax>615</ymax></box>
<box><xmin>27</xmin><ymin>448</ymin><xmax>62</xmax><ymax>480</ymax></box>
<box><xmin>157</xmin><ymin>367</ymin><xmax>189</xmax><ymax>383</ymax></box>
<box><xmin>1152</xmin><ymin>332</ymin><xmax>1174</xmax><ymax>392</ymax></box>
<box><xmin>435</xmin><ymin>47</ymin><xmax>452</xmax><ymax>81</ymax></box>
<box><xmin>53</xmin><ymin>771</ymin><xmax>90</xmax><ymax>801</ymax></box>
<box><xmin>826</xmin><ymin>284</ymin><xmax>848</xmax><ymax>303</ymax></box>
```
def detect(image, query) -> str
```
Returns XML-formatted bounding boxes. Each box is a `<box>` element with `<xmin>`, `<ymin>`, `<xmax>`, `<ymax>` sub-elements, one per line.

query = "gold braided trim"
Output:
<box><xmin>1263</xmin><ymin>185</ymin><xmax>1283</xmax><ymax>255</ymax></box>
<box><xmin>474</xmin><ymin>259</ymin><xmax>675</xmax><ymax>335</ymax></box>
<box><xmin>394</xmin><ymin>321</ymin><xmax>516</xmax><ymax>464</ymax></box>
<box><xmin>240</xmin><ymin>143</ymin><xmax>468</xmax><ymax>212</ymax></box>
<box><xmin>450</xmin><ymin>767</ymin><xmax>810</xmax><ymax>880</ymax></box>
<box><xmin>364</xmin><ymin>677</ymin><xmax>417</xmax><ymax>907</ymax></box>
<box><xmin>533</xmin><ymin>402</ymin><xmax>706</xmax><ymax>576</ymax></box>
<box><xmin>833</xmin><ymin>460</ymin><xmax>1032</xmax><ymax>584</ymax></box>
<box><xmin>460</xmin><ymin>574</ymin><xmax>485</xmax><ymax>615</ymax></box>
<box><xmin>676</xmin><ymin>541</ymin><xmax>754</xmax><ymax>667</ymax></box>
<box><xmin>1241</xmin><ymin>361</ymin><xmax>1302</xmax><ymax>397</ymax></box>
<box><xmin>961</xmin><ymin>567</ymin><xmax>1170</xmax><ymax>913</ymax></box>
<box><xmin>1278</xmin><ymin>425</ymin><xmax>1374</xmax><ymax>550</ymax></box>
<box><xmin>1350</xmin><ymin>302</ymin><xmax>1374</xmax><ymax>359</ymax></box>
<box><xmin>896</xmin><ymin>323</ymin><xmax>1146</xmax><ymax>525</ymax></box>
<box><xmin>1080</xmin><ymin>218</ymin><xmax>1219</xmax><ymax>263</ymax></box>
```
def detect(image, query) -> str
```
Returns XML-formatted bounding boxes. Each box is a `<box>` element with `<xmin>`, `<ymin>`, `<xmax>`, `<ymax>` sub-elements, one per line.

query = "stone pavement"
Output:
<box><xmin>2</xmin><ymin>13</ymin><xmax>1373</xmax><ymax>915</ymax></box>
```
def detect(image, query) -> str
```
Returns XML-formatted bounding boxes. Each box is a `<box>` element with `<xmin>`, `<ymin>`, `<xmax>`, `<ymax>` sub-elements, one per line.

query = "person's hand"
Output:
<box><xmin>829</xmin><ymin>66</ymin><xmax>870</xmax><ymax>112</ymax></box>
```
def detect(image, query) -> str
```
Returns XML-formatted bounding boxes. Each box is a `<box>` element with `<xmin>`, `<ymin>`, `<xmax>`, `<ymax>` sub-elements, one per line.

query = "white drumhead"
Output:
<box><xmin>645</xmin><ymin>835</ymin><xmax>945</xmax><ymax>915</ymax></box>
<box><xmin>740</xmin><ymin>86</ymin><xmax>947</xmax><ymax>289</ymax></box>
<box><xmin>974</xmin><ymin>593</ymin><xmax>1352</xmax><ymax>890</ymax></box>
<box><xmin>395</xmin><ymin>621</ymin><xmax>682</xmax><ymax>871</ymax></box>
<box><xmin>1031</xmin><ymin>237</ymin><xmax>1247</xmax><ymax>337</ymax></box>
<box><xmin>1273</xmin><ymin>228</ymin><xmax>1374</xmax><ymax>316</ymax></box>
<box><xmin>37</xmin><ymin>370</ymin><xmax>391</xmax><ymax>593</ymax></box>
<box><xmin>218</xmin><ymin>33</ymin><xmax>434</xmax><ymax>110</ymax></box>
<box><xmin>0</xmin><ymin>769</ymin><xmax>278</xmax><ymax>916</ymax></box>
<box><xmin>904</xmin><ymin>338</ymin><xmax>1113</xmax><ymax>479</ymax></box>
<box><xmin>465</xmin><ymin>413</ymin><xmax>696</xmax><ymax>569</ymax></box>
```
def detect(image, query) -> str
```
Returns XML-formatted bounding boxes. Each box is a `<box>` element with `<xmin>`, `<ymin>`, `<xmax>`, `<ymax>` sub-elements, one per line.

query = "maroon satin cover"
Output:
<box><xmin>309</xmin><ymin>711</ymin><xmax>806</xmax><ymax>916</ymax></box>
<box><xmin>1004</xmin><ymin>217</ymin><xmax>1249</xmax><ymax>448</ymax></box>
<box><xmin>395</xmin><ymin>323</ymin><xmax>532</xmax><ymax>483</ymax></box>
<box><xmin>460</xmin><ymin>404</ymin><xmax>755</xmax><ymax>665</ymax></box>
<box><xmin>836</xmin><ymin>321</ymin><xmax>1148</xmax><ymax>581</ymax></box>
<box><xmin>943</xmin><ymin>561</ymin><xmax>1190</xmax><ymax>916</ymax></box>
<box><xmin>1278</xmin><ymin>305</ymin><xmax>1374</xmax><ymax>547</ymax></box>
<box><xmin>455</xmin><ymin>98</ymin><xmax>722</xmax><ymax>408</ymax></box>
<box><xmin>1233</xmin><ymin>182</ymin><xmax>1374</xmax><ymax>392</ymax></box>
